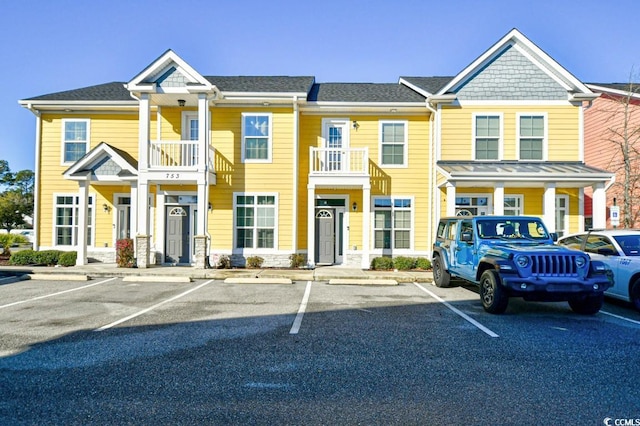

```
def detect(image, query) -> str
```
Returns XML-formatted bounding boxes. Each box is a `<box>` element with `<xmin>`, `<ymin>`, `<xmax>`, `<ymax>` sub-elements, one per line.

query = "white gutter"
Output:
<box><xmin>25</xmin><ymin>103</ymin><xmax>41</xmax><ymax>251</ymax></box>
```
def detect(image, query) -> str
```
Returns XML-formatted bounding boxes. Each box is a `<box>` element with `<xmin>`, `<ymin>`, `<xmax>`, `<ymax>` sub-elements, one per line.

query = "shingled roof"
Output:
<box><xmin>308</xmin><ymin>83</ymin><xmax>426</xmax><ymax>103</ymax></box>
<box><xmin>399</xmin><ymin>77</ymin><xmax>454</xmax><ymax>95</ymax></box>
<box><xmin>23</xmin><ymin>82</ymin><xmax>132</xmax><ymax>101</ymax></box>
<box><xmin>204</xmin><ymin>76</ymin><xmax>315</xmax><ymax>93</ymax></box>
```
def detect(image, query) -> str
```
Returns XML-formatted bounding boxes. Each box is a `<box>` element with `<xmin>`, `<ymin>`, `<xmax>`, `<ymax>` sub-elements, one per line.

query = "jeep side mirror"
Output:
<box><xmin>550</xmin><ymin>232</ymin><xmax>558</xmax><ymax>242</ymax></box>
<box><xmin>461</xmin><ymin>231</ymin><xmax>473</xmax><ymax>242</ymax></box>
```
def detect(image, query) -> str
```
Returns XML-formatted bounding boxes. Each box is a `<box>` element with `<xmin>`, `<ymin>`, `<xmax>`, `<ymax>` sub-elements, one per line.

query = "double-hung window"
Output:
<box><xmin>242</xmin><ymin>113</ymin><xmax>272</xmax><ymax>162</ymax></box>
<box><xmin>380</xmin><ymin>121</ymin><xmax>407</xmax><ymax>167</ymax></box>
<box><xmin>518</xmin><ymin>115</ymin><xmax>545</xmax><ymax>160</ymax></box>
<box><xmin>62</xmin><ymin>119</ymin><xmax>90</xmax><ymax>163</ymax></box>
<box><xmin>373</xmin><ymin>197</ymin><xmax>412</xmax><ymax>250</ymax></box>
<box><xmin>54</xmin><ymin>195</ymin><xmax>93</xmax><ymax>246</ymax></box>
<box><xmin>474</xmin><ymin>115</ymin><xmax>500</xmax><ymax>160</ymax></box>
<box><xmin>235</xmin><ymin>194</ymin><xmax>277</xmax><ymax>249</ymax></box>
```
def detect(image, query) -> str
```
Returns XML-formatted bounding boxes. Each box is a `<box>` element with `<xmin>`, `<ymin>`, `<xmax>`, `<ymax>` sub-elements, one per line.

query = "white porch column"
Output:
<box><xmin>592</xmin><ymin>182</ymin><xmax>607</xmax><ymax>229</ymax></box>
<box><xmin>307</xmin><ymin>185</ymin><xmax>315</xmax><ymax>267</ymax></box>
<box><xmin>361</xmin><ymin>185</ymin><xmax>371</xmax><ymax>269</ymax></box>
<box><xmin>138</xmin><ymin>93</ymin><xmax>150</xmax><ymax>172</ymax></box>
<box><xmin>543</xmin><ymin>183</ymin><xmax>556</xmax><ymax>232</ymax></box>
<box><xmin>197</xmin><ymin>93</ymin><xmax>208</xmax><ymax>172</ymax></box>
<box><xmin>130</xmin><ymin>182</ymin><xmax>138</xmax><ymax>238</ymax></box>
<box><xmin>446</xmin><ymin>183</ymin><xmax>456</xmax><ymax>216</ymax></box>
<box><xmin>493</xmin><ymin>183</ymin><xmax>504</xmax><ymax>215</ymax></box>
<box><xmin>75</xmin><ymin>178</ymin><xmax>90</xmax><ymax>266</ymax></box>
<box><xmin>136</xmin><ymin>180</ymin><xmax>150</xmax><ymax>268</ymax></box>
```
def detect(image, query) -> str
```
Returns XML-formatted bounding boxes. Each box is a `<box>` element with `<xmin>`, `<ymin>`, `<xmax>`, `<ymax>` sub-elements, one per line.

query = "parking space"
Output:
<box><xmin>1</xmin><ymin>276</ymin><xmax>640</xmax><ymax>424</ymax></box>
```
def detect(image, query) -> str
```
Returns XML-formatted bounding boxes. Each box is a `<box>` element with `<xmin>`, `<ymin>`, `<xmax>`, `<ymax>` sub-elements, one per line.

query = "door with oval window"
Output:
<box><xmin>315</xmin><ymin>209</ymin><xmax>334</xmax><ymax>264</ymax></box>
<box><xmin>165</xmin><ymin>206</ymin><xmax>190</xmax><ymax>264</ymax></box>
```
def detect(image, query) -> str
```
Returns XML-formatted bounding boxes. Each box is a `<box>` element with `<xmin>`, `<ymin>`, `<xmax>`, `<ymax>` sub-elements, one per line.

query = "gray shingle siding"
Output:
<box><xmin>455</xmin><ymin>45</ymin><xmax>567</xmax><ymax>100</ymax></box>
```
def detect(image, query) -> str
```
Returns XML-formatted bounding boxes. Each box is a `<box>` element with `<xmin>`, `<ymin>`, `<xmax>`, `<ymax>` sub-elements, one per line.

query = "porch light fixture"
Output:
<box><xmin>102</xmin><ymin>203</ymin><xmax>111</xmax><ymax>213</ymax></box>
<box><xmin>178</xmin><ymin>99</ymin><xmax>186</xmax><ymax>107</ymax></box>
<box><xmin>208</xmin><ymin>202</ymin><xmax>213</xmax><ymax>212</ymax></box>
<box><xmin>352</xmin><ymin>202</ymin><xmax>357</xmax><ymax>212</ymax></box>
<box><xmin>352</xmin><ymin>120</ymin><xmax>359</xmax><ymax>130</ymax></box>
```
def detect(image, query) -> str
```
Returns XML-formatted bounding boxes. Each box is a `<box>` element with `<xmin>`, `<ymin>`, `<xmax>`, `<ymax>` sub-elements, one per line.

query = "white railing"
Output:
<box><xmin>309</xmin><ymin>147</ymin><xmax>368</xmax><ymax>175</ymax></box>
<box><xmin>149</xmin><ymin>140</ymin><xmax>199</xmax><ymax>168</ymax></box>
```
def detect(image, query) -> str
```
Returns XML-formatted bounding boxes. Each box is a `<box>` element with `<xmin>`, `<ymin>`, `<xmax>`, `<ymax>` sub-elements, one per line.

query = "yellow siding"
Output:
<box><xmin>440</xmin><ymin>105</ymin><xmax>581</xmax><ymax>161</ymax></box>
<box><xmin>209</xmin><ymin>107</ymin><xmax>295</xmax><ymax>251</ymax></box>
<box><xmin>38</xmin><ymin>113</ymin><xmax>138</xmax><ymax>246</ymax></box>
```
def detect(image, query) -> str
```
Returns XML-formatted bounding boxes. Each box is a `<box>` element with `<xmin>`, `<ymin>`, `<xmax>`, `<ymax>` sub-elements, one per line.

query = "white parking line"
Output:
<box><xmin>600</xmin><ymin>310</ymin><xmax>640</xmax><ymax>326</ymax></box>
<box><xmin>290</xmin><ymin>281</ymin><xmax>312</xmax><ymax>335</ymax></box>
<box><xmin>413</xmin><ymin>282</ymin><xmax>499</xmax><ymax>338</ymax></box>
<box><xmin>95</xmin><ymin>279</ymin><xmax>215</xmax><ymax>331</ymax></box>
<box><xmin>0</xmin><ymin>278</ymin><xmax>117</xmax><ymax>309</ymax></box>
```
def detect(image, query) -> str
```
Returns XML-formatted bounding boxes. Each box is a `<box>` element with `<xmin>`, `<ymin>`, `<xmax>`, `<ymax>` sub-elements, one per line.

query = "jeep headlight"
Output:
<box><xmin>575</xmin><ymin>256</ymin><xmax>586</xmax><ymax>268</ymax></box>
<box><xmin>515</xmin><ymin>255</ymin><xmax>530</xmax><ymax>268</ymax></box>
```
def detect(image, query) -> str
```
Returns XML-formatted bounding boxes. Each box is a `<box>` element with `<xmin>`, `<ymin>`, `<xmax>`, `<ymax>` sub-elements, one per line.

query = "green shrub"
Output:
<box><xmin>415</xmin><ymin>257</ymin><xmax>432</xmax><ymax>270</ymax></box>
<box><xmin>216</xmin><ymin>255</ymin><xmax>231</xmax><ymax>269</ymax></box>
<box><xmin>370</xmin><ymin>256</ymin><xmax>394</xmax><ymax>270</ymax></box>
<box><xmin>9</xmin><ymin>249</ymin><xmax>36</xmax><ymax>265</ymax></box>
<box><xmin>58</xmin><ymin>251</ymin><xmax>77</xmax><ymax>267</ymax></box>
<box><xmin>289</xmin><ymin>253</ymin><xmax>306</xmax><ymax>268</ymax></box>
<box><xmin>393</xmin><ymin>256</ymin><xmax>416</xmax><ymax>271</ymax></box>
<box><xmin>246</xmin><ymin>256</ymin><xmax>264</xmax><ymax>269</ymax></box>
<box><xmin>35</xmin><ymin>250</ymin><xmax>61</xmax><ymax>266</ymax></box>
<box><xmin>116</xmin><ymin>238</ymin><xmax>135</xmax><ymax>268</ymax></box>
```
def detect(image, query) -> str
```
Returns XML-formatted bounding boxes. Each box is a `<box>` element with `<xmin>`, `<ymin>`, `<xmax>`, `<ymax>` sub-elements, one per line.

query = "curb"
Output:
<box><xmin>224</xmin><ymin>277</ymin><xmax>293</xmax><ymax>284</ymax></box>
<box><xmin>28</xmin><ymin>273</ymin><xmax>89</xmax><ymax>281</ymax></box>
<box><xmin>328</xmin><ymin>279</ymin><xmax>398</xmax><ymax>286</ymax></box>
<box><xmin>123</xmin><ymin>276</ymin><xmax>192</xmax><ymax>283</ymax></box>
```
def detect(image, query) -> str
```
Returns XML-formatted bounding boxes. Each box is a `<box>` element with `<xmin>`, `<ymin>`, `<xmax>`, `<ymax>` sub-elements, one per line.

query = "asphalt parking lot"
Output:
<box><xmin>1</xmin><ymin>277</ymin><xmax>639</xmax><ymax>425</ymax></box>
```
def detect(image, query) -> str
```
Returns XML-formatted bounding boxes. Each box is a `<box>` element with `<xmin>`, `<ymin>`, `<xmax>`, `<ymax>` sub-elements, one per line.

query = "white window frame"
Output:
<box><xmin>241</xmin><ymin>112</ymin><xmax>273</xmax><ymax>163</ymax></box>
<box><xmin>182</xmin><ymin>112</ymin><xmax>199</xmax><ymax>141</ymax></box>
<box><xmin>233</xmin><ymin>192</ymin><xmax>278</xmax><ymax>251</ymax></box>
<box><xmin>53</xmin><ymin>193</ymin><xmax>95</xmax><ymax>247</ymax></box>
<box><xmin>372</xmin><ymin>196</ymin><xmax>414</xmax><ymax>252</ymax></box>
<box><xmin>516</xmin><ymin>113</ymin><xmax>547</xmax><ymax>161</ymax></box>
<box><xmin>472</xmin><ymin>113</ymin><xmax>503</xmax><ymax>161</ymax></box>
<box><xmin>504</xmin><ymin>195</ymin><xmax>524</xmax><ymax>216</ymax></box>
<box><xmin>556</xmin><ymin>195</ymin><xmax>569</xmax><ymax>238</ymax></box>
<box><xmin>61</xmin><ymin>118</ymin><xmax>90</xmax><ymax>164</ymax></box>
<box><xmin>379</xmin><ymin>120</ymin><xmax>408</xmax><ymax>167</ymax></box>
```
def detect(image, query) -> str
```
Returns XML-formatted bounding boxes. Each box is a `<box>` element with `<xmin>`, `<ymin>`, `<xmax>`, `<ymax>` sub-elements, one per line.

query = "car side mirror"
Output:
<box><xmin>549</xmin><ymin>232</ymin><xmax>558</xmax><ymax>242</ymax></box>
<box><xmin>461</xmin><ymin>231</ymin><xmax>473</xmax><ymax>242</ymax></box>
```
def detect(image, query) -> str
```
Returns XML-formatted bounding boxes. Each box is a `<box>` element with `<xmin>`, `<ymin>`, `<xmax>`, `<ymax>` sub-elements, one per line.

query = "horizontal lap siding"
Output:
<box><xmin>210</xmin><ymin>108</ymin><xmax>294</xmax><ymax>251</ymax></box>
<box><xmin>38</xmin><ymin>114</ymin><xmax>138</xmax><ymax>247</ymax></box>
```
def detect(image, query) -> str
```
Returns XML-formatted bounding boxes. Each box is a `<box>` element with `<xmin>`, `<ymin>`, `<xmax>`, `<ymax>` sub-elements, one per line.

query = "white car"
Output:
<box><xmin>558</xmin><ymin>230</ymin><xmax>640</xmax><ymax>311</ymax></box>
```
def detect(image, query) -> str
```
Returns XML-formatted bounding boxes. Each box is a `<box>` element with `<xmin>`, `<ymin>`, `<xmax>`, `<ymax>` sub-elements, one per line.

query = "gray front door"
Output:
<box><xmin>166</xmin><ymin>206</ymin><xmax>190</xmax><ymax>264</ymax></box>
<box><xmin>316</xmin><ymin>209</ymin><xmax>334</xmax><ymax>264</ymax></box>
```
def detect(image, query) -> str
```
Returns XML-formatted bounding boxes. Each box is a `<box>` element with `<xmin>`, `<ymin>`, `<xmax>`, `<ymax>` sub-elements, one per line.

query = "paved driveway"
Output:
<box><xmin>1</xmin><ymin>277</ymin><xmax>639</xmax><ymax>424</ymax></box>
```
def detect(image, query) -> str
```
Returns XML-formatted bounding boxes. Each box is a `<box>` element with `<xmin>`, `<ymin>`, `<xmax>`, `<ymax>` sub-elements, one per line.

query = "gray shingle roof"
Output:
<box><xmin>400</xmin><ymin>77</ymin><xmax>453</xmax><ymax>95</ymax></box>
<box><xmin>24</xmin><ymin>82</ymin><xmax>131</xmax><ymax>101</ymax></box>
<box><xmin>308</xmin><ymin>83</ymin><xmax>426</xmax><ymax>103</ymax></box>
<box><xmin>205</xmin><ymin>76</ymin><xmax>315</xmax><ymax>93</ymax></box>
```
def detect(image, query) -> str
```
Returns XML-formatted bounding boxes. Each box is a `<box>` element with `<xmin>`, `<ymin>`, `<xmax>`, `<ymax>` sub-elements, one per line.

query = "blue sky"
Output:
<box><xmin>1</xmin><ymin>0</ymin><xmax>639</xmax><ymax>173</ymax></box>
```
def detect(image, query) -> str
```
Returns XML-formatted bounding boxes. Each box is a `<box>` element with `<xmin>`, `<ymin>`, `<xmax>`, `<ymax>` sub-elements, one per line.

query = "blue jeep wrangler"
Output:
<box><xmin>432</xmin><ymin>216</ymin><xmax>612</xmax><ymax>314</ymax></box>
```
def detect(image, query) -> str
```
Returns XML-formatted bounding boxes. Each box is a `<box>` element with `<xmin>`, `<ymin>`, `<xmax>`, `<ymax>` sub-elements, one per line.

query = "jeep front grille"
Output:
<box><xmin>530</xmin><ymin>254</ymin><xmax>579</xmax><ymax>276</ymax></box>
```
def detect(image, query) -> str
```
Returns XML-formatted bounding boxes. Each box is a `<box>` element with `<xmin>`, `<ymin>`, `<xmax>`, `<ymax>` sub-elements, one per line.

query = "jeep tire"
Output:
<box><xmin>433</xmin><ymin>255</ymin><xmax>451</xmax><ymax>288</ymax></box>
<box><xmin>479</xmin><ymin>270</ymin><xmax>508</xmax><ymax>314</ymax></box>
<box><xmin>568</xmin><ymin>293</ymin><xmax>604</xmax><ymax>315</ymax></box>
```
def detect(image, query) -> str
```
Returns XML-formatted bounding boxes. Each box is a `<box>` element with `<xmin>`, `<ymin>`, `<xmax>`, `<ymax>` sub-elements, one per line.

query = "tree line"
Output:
<box><xmin>0</xmin><ymin>160</ymin><xmax>34</xmax><ymax>232</ymax></box>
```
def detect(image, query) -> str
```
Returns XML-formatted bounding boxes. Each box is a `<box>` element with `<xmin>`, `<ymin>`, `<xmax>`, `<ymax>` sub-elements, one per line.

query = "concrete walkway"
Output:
<box><xmin>0</xmin><ymin>263</ymin><xmax>433</xmax><ymax>285</ymax></box>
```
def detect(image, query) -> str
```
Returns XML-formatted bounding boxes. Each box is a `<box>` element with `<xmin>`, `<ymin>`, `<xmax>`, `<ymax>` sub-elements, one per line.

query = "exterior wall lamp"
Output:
<box><xmin>103</xmin><ymin>203</ymin><xmax>111</xmax><ymax>213</ymax></box>
<box><xmin>352</xmin><ymin>202</ymin><xmax>357</xmax><ymax>212</ymax></box>
<box><xmin>178</xmin><ymin>99</ymin><xmax>186</xmax><ymax>107</ymax></box>
<box><xmin>352</xmin><ymin>120</ymin><xmax>359</xmax><ymax>130</ymax></box>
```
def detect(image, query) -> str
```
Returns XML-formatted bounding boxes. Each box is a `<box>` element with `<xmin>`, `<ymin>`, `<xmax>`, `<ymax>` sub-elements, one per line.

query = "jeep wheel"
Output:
<box><xmin>479</xmin><ymin>270</ymin><xmax>508</xmax><ymax>314</ymax></box>
<box><xmin>568</xmin><ymin>293</ymin><xmax>604</xmax><ymax>315</ymax></box>
<box><xmin>433</xmin><ymin>255</ymin><xmax>451</xmax><ymax>288</ymax></box>
<box><xmin>630</xmin><ymin>279</ymin><xmax>640</xmax><ymax>312</ymax></box>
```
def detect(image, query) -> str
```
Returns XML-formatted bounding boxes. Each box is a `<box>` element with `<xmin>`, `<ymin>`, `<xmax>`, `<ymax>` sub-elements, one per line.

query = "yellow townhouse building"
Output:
<box><xmin>19</xmin><ymin>29</ymin><xmax>613</xmax><ymax>269</ymax></box>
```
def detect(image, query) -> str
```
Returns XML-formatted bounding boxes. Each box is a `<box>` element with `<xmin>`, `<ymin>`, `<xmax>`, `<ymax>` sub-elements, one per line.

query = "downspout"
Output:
<box><xmin>425</xmin><ymin>100</ymin><xmax>437</xmax><ymax>258</ymax></box>
<box><xmin>26</xmin><ymin>103</ymin><xmax>41</xmax><ymax>251</ymax></box>
<box><xmin>292</xmin><ymin>96</ymin><xmax>299</xmax><ymax>254</ymax></box>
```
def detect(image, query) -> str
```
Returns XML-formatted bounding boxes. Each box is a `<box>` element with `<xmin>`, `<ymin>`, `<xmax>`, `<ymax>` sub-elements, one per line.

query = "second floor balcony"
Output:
<box><xmin>149</xmin><ymin>140</ymin><xmax>214</xmax><ymax>170</ymax></box>
<box><xmin>309</xmin><ymin>147</ymin><xmax>369</xmax><ymax>176</ymax></box>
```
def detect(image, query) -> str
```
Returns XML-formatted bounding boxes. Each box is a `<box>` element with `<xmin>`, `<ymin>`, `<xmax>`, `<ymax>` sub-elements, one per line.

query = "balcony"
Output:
<box><xmin>308</xmin><ymin>147</ymin><xmax>370</xmax><ymax>188</ymax></box>
<box><xmin>149</xmin><ymin>140</ymin><xmax>215</xmax><ymax>170</ymax></box>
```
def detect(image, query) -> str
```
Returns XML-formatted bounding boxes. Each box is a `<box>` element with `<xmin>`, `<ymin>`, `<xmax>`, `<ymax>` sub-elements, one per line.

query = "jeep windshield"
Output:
<box><xmin>476</xmin><ymin>218</ymin><xmax>549</xmax><ymax>241</ymax></box>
